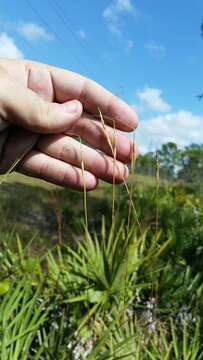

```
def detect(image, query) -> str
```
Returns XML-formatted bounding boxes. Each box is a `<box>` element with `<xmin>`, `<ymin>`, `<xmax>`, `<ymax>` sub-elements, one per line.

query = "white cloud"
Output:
<box><xmin>136</xmin><ymin>87</ymin><xmax>171</xmax><ymax>113</ymax></box>
<box><xmin>0</xmin><ymin>33</ymin><xmax>23</xmax><ymax>59</ymax></box>
<box><xmin>103</xmin><ymin>0</ymin><xmax>136</xmax><ymax>21</ymax></box>
<box><xmin>103</xmin><ymin>0</ymin><xmax>137</xmax><ymax>51</ymax></box>
<box><xmin>135</xmin><ymin>111</ymin><xmax>203</xmax><ymax>152</ymax></box>
<box><xmin>131</xmin><ymin>103</ymin><xmax>145</xmax><ymax>115</ymax></box>
<box><xmin>145</xmin><ymin>41</ymin><xmax>165</xmax><ymax>58</ymax></box>
<box><xmin>0</xmin><ymin>19</ymin><xmax>53</xmax><ymax>42</ymax></box>
<box><xmin>16</xmin><ymin>22</ymin><xmax>53</xmax><ymax>42</ymax></box>
<box><xmin>108</xmin><ymin>21</ymin><xmax>122</xmax><ymax>37</ymax></box>
<box><xmin>77</xmin><ymin>30</ymin><xmax>87</xmax><ymax>40</ymax></box>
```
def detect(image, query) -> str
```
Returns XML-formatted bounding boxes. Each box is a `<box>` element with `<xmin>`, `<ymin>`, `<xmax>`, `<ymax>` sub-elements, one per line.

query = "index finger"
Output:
<box><xmin>47</xmin><ymin>64</ymin><xmax>139</xmax><ymax>132</ymax></box>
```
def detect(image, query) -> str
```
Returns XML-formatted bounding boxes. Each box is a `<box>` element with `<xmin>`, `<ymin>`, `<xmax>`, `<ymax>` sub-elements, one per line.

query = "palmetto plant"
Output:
<box><xmin>86</xmin><ymin>315</ymin><xmax>203</xmax><ymax>360</ymax></box>
<box><xmin>46</xmin><ymin>218</ymin><xmax>171</xmax><ymax>332</ymax></box>
<box><xmin>0</xmin><ymin>276</ymin><xmax>78</xmax><ymax>359</ymax></box>
<box><xmin>0</xmin><ymin>278</ymin><xmax>49</xmax><ymax>360</ymax></box>
<box><xmin>0</xmin><ymin>275</ymin><xmax>202</xmax><ymax>360</ymax></box>
<box><xmin>0</xmin><ymin>229</ymin><xmax>202</xmax><ymax>359</ymax></box>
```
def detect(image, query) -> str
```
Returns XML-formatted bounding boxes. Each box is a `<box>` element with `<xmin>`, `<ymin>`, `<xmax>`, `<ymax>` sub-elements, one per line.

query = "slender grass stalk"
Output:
<box><xmin>112</xmin><ymin>119</ymin><xmax>117</xmax><ymax>232</ymax></box>
<box><xmin>149</xmin><ymin>152</ymin><xmax>160</xmax><ymax>306</ymax></box>
<box><xmin>79</xmin><ymin>136</ymin><xmax>88</xmax><ymax>233</ymax></box>
<box><xmin>0</xmin><ymin>138</ymin><xmax>38</xmax><ymax>187</ymax></box>
<box><xmin>98</xmin><ymin>108</ymin><xmax>117</xmax><ymax>233</ymax></box>
<box><xmin>155</xmin><ymin>151</ymin><xmax>160</xmax><ymax>235</ymax></box>
<box><xmin>79</xmin><ymin>136</ymin><xmax>93</xmax><ymax>334</ymax></box>
<box><xmin>127</xmin><ymin>133</ymin><xmax>136</xmax><ymax>234</ymax></box>
<box><xmin>98</xmin><ymin>109</ymin><xmax>142</xmax><ymax>325</ymax></box>
<box><xmin>98</xmin><ymin>108</ymin><xmax>141</xmax><ymax>235</ymax></box>
<box><xmin>124</xmin><ymin>136</ymin><xmax>137</xmax><ymax>317</ymax></box>
<box><xmin>122</xmin><ymin>178</ymin><xmax>141</xmax><ymax>234</ymax></box>
<box><xmin>0</xmin><ymin>157</ymin><xmax>23</xmax><ymax>186</ymax></box>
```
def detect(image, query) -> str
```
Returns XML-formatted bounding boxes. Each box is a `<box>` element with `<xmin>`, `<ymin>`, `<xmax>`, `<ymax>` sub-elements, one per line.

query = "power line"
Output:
<box><xmin>47</xmin><ymin>0</ymin><xmax>98</xmax><ymax>76</ymax></box>
<box><xmin>25</xmin><ymin>0</ymin><xmax>91</xmax><ymax>75</ymax></box>
<box><xmin>25</xmin><ymin>0</ymin><xmax>125</xmax><ymax>97</ymax></box>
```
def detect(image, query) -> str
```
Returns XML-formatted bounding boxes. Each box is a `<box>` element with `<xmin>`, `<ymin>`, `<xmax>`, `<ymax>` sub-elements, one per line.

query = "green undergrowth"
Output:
<box><xmin>0</xmin><ymin>167</ymin><xmax>203</xmax><ymax>358</ymax></box>
<box><xmin>0</xmin><ymin>219</ymin><xmax>203</xmax><ymax>358</ymax></box>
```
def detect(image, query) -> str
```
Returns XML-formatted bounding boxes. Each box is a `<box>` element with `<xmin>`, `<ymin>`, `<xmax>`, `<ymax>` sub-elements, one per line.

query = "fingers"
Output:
<box><xmin>26</xmin><ymin>61</ymin><xmax>139</xmax><ymax>132</ymax></box>
<box><xmin>0</xmin><ymin>65</ymin><xmax>83</xmax><ymax>134</ymax></box>
<box><xmin>37</xmin><ymin>134</ymin><xmax>128</xmax><ymax>184</ymax></box>
<box><xmin>0</xmin><ymin>59</ymin><xmax>139</xmax><ymax>133</ymax></box>
<box><xmin>50</xmin><ymin>65</ymin><xmax>138</xmax><ymax>131</ymax></box>
<box><xmin>19</xmin><ymin>150</ymin><xmax>98</xmax><ymax>191</ymax></box>
<box><xmin>66</xmin><ymin>114</ymin><xmax>138</xmax><ymax>163</ymax></box>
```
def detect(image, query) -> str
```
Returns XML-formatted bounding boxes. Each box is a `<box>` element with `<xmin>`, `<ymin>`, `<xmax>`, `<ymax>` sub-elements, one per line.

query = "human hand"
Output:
<box><xmin>0</xmin><ymin>59</ymin><xmax>138</xmax><ymax>190</ymax></box>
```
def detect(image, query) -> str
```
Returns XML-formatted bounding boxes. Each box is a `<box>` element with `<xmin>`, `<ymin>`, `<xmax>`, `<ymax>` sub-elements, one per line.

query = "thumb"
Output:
<box><xmin>0</xmin><ymin>68</ymin><xmax>83</xmax><ymax>133</ymax></box>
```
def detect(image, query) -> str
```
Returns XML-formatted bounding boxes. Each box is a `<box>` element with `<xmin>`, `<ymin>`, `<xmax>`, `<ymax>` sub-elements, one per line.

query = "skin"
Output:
<box><xmin>0</xmin><ymin>59</ymin><xmax>139</xmax><ymax>191</ymax></box>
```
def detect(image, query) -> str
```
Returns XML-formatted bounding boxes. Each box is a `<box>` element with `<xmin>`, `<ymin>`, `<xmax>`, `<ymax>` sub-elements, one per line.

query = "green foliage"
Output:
<box><xmin>86</xmin><ymin>316</ymin><xmax>203</xmax><ymax>360</ymax></box>
<box><xmin>0</xmin><ymin>141</ymin><xmax>203</xmax><ymax>357</ymax></box>
<box><xmin>0</xmin><ymin>279</ymin><xmax>49</xmax><ymax>359</ymax></box>
<box><xmin>135</xmin><ymin>151</ymin><xmax>156</xmax><ymax>177</ymax></box>
<box><xmin>157</xmin><ymin>142</ymin><xmax>181</xmax><ymax>179</ymax></box>
<box><xmin>0</xmin><ymin>227</ymin><xmax>202</xmax><ymax>358</ymax></box>
<box><xmin>46</xmin><ymin>222</ymin><xmax>171</xmax><ymax>330</ymax></box>
<box><xmin>178</xmin><ymin>144</ymin><xmax>203</xmax><ymax>186</ymax></box>
<box><xmin>137</xmin><ymin>142</ymin><xmax>203</xmax><ymax>190</ymax></box>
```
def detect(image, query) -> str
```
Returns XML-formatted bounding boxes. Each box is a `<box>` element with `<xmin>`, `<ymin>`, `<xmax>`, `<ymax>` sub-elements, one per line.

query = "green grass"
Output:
<box><xmin>0</xmin><ymin>171</ymin><xmax>57</xmax><ymax>189</ymax></box>
<box><xmin>0</xmin><ymin>170</ymin><xmax>168</xmax><ymax>192</ymax></box>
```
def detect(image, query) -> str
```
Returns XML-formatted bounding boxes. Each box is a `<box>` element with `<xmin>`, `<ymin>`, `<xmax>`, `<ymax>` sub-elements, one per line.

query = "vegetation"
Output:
<box><xmin>137</xmin><ymin>142</ymin><xmax>203</xmax><ymax>188</ymax></box>
<box><xmin>0</xmin><ymin>142</ymin><xmax>202</xmax><ymax>358</ymax></box>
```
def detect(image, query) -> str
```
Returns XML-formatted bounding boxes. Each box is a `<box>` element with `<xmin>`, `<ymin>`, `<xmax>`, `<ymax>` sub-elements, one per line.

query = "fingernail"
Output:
<box><xmin>62</xmin><ymin>100</ymin><xmax>78</xmax><ymax>114</ymax></box>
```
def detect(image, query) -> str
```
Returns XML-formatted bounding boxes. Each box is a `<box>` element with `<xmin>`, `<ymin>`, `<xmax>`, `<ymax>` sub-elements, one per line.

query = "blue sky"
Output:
<box><xmin>0</xmin><ymin>0</ymin><xmax>203</xmax><ymax>151</ymax></box>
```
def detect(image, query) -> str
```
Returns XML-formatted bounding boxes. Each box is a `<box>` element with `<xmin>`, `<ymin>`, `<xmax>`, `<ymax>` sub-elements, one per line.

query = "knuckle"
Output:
<box><xmin>59</xmin><ymin>138</ymin><xmax>77</xmax><ymax>162</ymax></box>
<box><xmin>60</xmin><ymin>167</ymin><xmax>72</xmax><ymax>187</ymax></box>
<box><xmin>60</xmin><ymin>143</ymin><xmax>72</xmax><ymax>159</ymax></box>
<box><xmin>38</xmin><ymin>158</ymin><xmax>50</xmax><ymax>178</ymax></box>
<box><xmin>36</xmin><ymin>98</ymin><xmax>52</xmax><ymax>132</ymax></box>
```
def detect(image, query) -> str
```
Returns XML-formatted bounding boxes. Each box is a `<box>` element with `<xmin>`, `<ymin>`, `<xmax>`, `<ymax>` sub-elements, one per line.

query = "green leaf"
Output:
<box><xmin>25</xmin><ymin>257</ymin><xmax>37</xmax><ymax>273</ymax></box>
<box><xmin>87</xmin><ymin>289</ymin><xmax>105</xmax><ymax>304</ymax></box>
<box><xmin>0</xmin><ymin>279</ymin><xmax>10</xmax><ymax>295</ymax></box>
<box><xmin>78</xmin><ymin>325</ymin><xmax>92</xmax><ymax>339</ymax></box>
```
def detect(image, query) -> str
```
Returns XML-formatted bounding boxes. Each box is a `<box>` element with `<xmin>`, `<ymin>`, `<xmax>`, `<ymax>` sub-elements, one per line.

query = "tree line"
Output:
<box><xmin>136</xmin><ymin>142</ymin><xmax>203</xmax><ymax>186</ymax></box>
